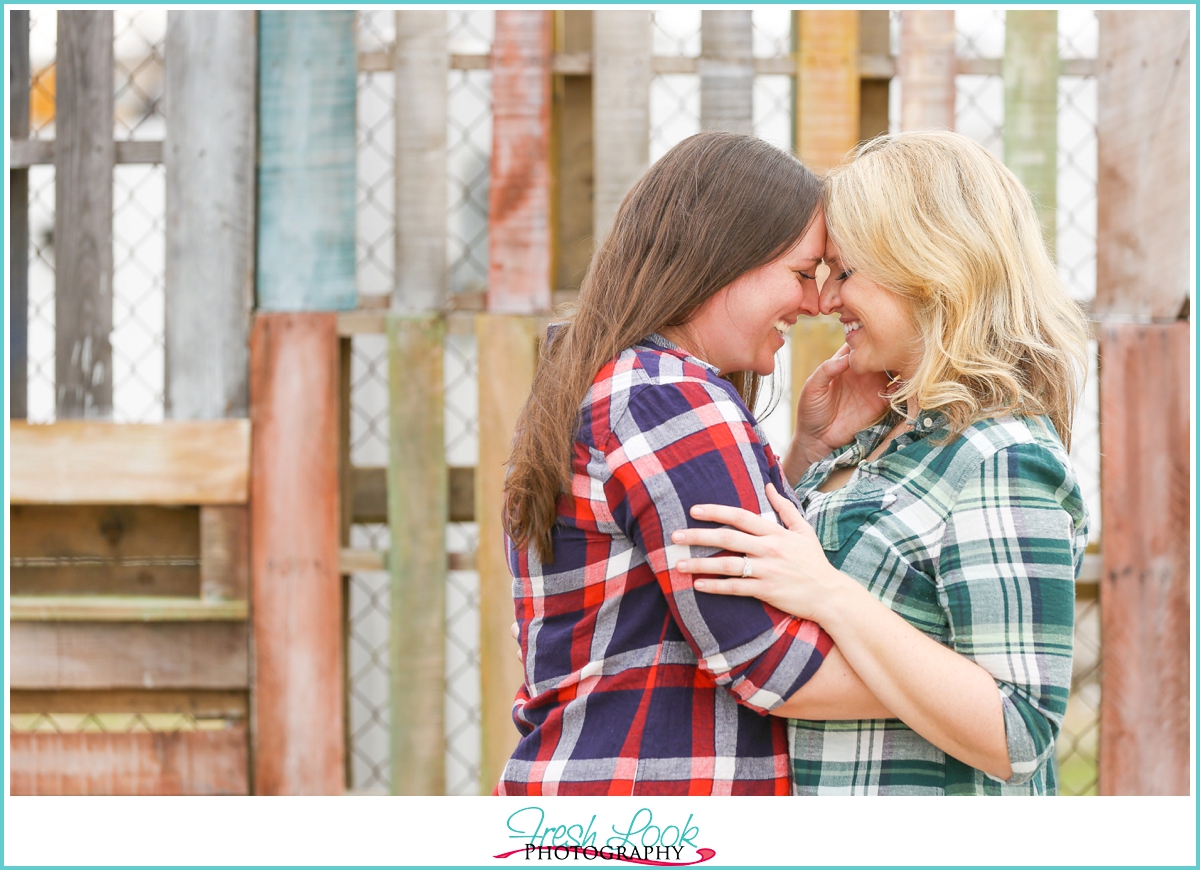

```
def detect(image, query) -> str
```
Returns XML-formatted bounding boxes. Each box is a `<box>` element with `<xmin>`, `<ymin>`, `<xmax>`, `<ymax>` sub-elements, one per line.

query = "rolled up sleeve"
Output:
<box><xmin>936</xmin><ymin>443</ymin><xmax>1082</xmax><ymax>784</ymax></box>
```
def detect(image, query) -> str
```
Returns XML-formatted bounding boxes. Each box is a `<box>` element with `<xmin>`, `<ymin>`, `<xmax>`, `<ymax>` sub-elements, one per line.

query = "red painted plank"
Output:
<box><xmin>11</xmin><ymin>726</ymin><xmax>249</xmax><ymax>795</ymax></box>
<box><xmin>1098</xmin><ymin>322</ymin><xmax>1190</xmax><ymax>795</ymax></box>
<box><xmin>249</xmin><ymin>313</ymin><xmax>344</xmax><ymax>794</ymax></box>
<box><xmin>487</xmin><ymin>11</ymin><xmax>552</xmax><ymax>314</ymax></box>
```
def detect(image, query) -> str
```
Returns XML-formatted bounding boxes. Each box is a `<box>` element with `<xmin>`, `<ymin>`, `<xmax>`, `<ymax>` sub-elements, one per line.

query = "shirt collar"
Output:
<box><xmin>642</xmin><ymin>332</ymin><xmax>720</xmax><ymax>373</ymax></box>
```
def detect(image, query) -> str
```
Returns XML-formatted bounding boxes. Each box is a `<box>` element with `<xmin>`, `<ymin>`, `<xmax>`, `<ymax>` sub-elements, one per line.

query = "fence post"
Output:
<box><xmin>899</xmin><ymin>11</ymin><xmax>956</xmax><ymax>132</ymax></box>
<box><xmin>592</xmin><ymin>11</ymin><xmax>650</xmax><ymax>244</ymax></box>
<box><xmin>1094</xmin><ymin>10</ymin><xmax>1191</xmax><ymax>796</ymax></box>
<box><xmin>791</xmin><ymin>12</ymin><xmax>857</xmax><ymax>410</ymax></box>
<box><xmin>478</xmin><ymin>10</ymin><xmax>553</xmax><ymax>794</ymax></box>
<box><xmin>251</xmin><ymin>10</ymin><xmax>357</xmax><ymax>795</ymax></box>
<box><xmin>700</xmin><ymin>11</ymin><xmax>753</xmax><ymax>135</ymax></box>
<box><xmin>553</xmin><ymin>10</ymin><xmax>595</xmax><ymax>291</ymax></box>
<box><xmin>55</xmin><ymin>11</ymin><xmax>114</xmax><ymax>419</ymax></box>
<box><xmin>10</xmin><ymin>10</ymin><xmax>29</xmax><ymax>420</ymax></box>
<box><xmin>394</xmin><ymin>11</ymin><xmax>448</xmax><ymax>312</ymax></box>
<box><xmin>256</xmin><ymin>12</ymin><xmax>357</xmax><ymax>312</ymax></box>
<box><xmin>389</xmin><ymin>9</ymin><xmax>450</xmax><ymax>796</ymax></box>
<box><xmin>164</xmin><ymin>11</ymin><xmax>256</xmax><ymax>420</ymax></box>
<box><xmin>858</xmin><ymin>10</ymin><xmax>891</xmax><ymax>141</ymax></box>
<box><xmin>487</xmin><ymin>11</ymin><xmax>553</xmax><ymax>315</ymax></box>
<box><xmin>1004</xmin><ymin>11</ymin><xmax>1058</xmax><ymax>253</ymax></box>
<box><xmin>388</xmin><ymin>314</ymin><xmax>447</xmax><ymax>795</ymax></box>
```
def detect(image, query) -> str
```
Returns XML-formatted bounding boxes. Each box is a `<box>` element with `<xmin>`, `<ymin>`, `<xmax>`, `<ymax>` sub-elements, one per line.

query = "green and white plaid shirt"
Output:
<box><xmin>790</xmin><ymin>411</ymin><xmax>1088</xmax><ymax>795</ymax></box>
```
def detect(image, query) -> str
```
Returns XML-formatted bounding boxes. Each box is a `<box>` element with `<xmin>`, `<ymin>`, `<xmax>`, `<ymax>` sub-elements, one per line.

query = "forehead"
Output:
<box><xmin>786</xmin><ymin>217</ymin><xmax>825</xmax><ymax>261</ymax></box>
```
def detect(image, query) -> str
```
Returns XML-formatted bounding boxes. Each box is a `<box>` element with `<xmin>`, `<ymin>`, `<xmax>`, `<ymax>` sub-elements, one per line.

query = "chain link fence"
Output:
<box><xmin>24</xmin><ymin>10</ymin><xmax>168</xmax><ymax>425</ymax></box>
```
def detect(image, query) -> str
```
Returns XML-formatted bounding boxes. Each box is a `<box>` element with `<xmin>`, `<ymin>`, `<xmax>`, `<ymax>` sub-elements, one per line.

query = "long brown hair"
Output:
<box><xmin>504</xmin><ymin>132</ymin><xmax>823</xmax><ymax>562</ymax></box>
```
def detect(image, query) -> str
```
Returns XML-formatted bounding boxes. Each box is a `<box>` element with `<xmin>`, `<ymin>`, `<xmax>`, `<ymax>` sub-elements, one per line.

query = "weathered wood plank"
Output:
<box><xmin>489</xmin><ymin>11</ymin><xmax>553</xmax><ymax>313</ymax></box>
<box><xmin>1098</xmin><ymin>322</ymin><xmax>1190</xmax><ymax>795</ymax></box>
<box><xmin>789</xmin><ymin>317</ymin><xmax>847</xmax><ymax>414</ymax></box>
<box><xmin>11</xmin><ymin>689</ymin><xmax>248</xmax><ymax>718</ymax></box>
<box><xmin>592</xmin><ymin>11</ymin><xmax>651</xmax><ymax>243</ymax></box>
<box><xmin>200</xmin><ymin>505</ymin><xmax>250</xmax><ymax>601</ymax></box>
<box><xmin>362</xmin><ymin>49</ymin><xmax>907</xmax><ymax>79</ymax></box>
<box><xmin>11</xmin><ymin>622</ymin><xmax>249</xmax><ymax>689</ymax></box>
<box><xmin>348</xmin><ymin>465</ymin><xmax>474</xmax><ymax>524</ymax></box>
<box><xmin>164</xmin><ymin>11</ymin><xmax>256</xmax><ymax>419</ymax></box>
<box><xmin>899</xmin><ymin>11</ymin><xmax>956</xmax><ymax>132</ymax></box>
<box><xmin>338</xmin><ymin>549</ymin><xmax>477</xmax><ymax>574</ymax></box>
<box><xmin>10</xmin><ymin>596</ymin><xmax>247</xmax><ymax>622</ymax></box>
<box><xmin>10</xmin><ymin>504</ymin><xmax>199</xmax><ymax>597</ymax></box>
<box><xmin>249</xmin><ymin>312</ymin><xmax>344</xmax><ymax>794</ymax></box>
<box><xmin>257</xmin><ymin>12</ymin><xmax>357</xmax><ymax>312</ymax></box>
<box><xmin>388</xmin><ymin>314</ymin><xmax>447</xmax><ymax>794</ymax></box>
<box><xmin>11</xmin><ymin>727</ymin><xmax>249</xmax><ymax>795</ymax></box>
<box><xmin>699</xmin><ymin>11</ymin><xmax>753</xmax><ymax>135</ymax></box>
<box><xmin>11</xmin><ymin>420</ymin><xmax>251</xmax><ymax>505</ymax></box>
<box><xmin>476</xmin><ymin>314</ymin><xmax>540</xmax><ymax>793</ymax></box>
<box><xmin>10</xmin><ymin>139</ymin><xmax>167</xmax><ymax>168</ymax></box>
<box><xmin>1004</xmin><ymin>11</ymin><xmax>1058</xmax><ymax>253</ymax></box>
<box><xmin>394</xmin><ymin>11</ymin><xmax>448</xmax><ymax>311</ymax></box>
<box><xmin>858</xmin><ymin>11</ymin><xmax>891</xmax><ymax>141</ymax></box>
<box><xmin>553</xmin><ymin>10</ymin><xmax>594</xmax><ymax>292</ymax></box>
<box><xmin>796</xmin><ymin>11</ymin><xmax>860</xmax><ymax>173</ymax></box>
<box><xmin>55</xmin><ymin>11</ymin><xmax>114</xmax><ymax>419</ymax></box>
<box><xmin>11</xmin><ymin>9</ymin><xmax>30</xmax><ymax>419</ymax></box>
<box><xmin>1094</xmin><ymin>11</ymin><xmax>1191</xmax><ymax>319</ymax></box>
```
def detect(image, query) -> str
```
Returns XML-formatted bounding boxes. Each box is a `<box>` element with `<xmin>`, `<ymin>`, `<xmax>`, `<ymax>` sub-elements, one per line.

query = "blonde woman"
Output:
<box><xmin>672</xmin><ymin>131</ymin><xmax>1090</xmax><ymax>795</ymax></box>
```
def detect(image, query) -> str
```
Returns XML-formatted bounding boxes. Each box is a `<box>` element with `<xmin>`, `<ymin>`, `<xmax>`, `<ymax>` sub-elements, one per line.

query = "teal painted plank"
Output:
<box><xmin>257</xmin><ymin>12</ymin><xmax>357</xmax><ymax>312</ymax></box>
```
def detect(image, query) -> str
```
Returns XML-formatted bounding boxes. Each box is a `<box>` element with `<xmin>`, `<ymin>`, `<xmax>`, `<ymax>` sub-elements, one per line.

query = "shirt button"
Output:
<box><xmin>923</xmin><ymin>418</ymin><xmax>933</xmax><ymax>428</ymax></box>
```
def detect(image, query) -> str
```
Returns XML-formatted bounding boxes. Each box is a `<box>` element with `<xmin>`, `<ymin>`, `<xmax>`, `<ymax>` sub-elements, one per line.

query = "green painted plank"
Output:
<box><xmin>1004</xmin><ymin>10</ymin><xmax>1058</xmax><ymax>256</ymax></box>
<box><xmin>388</xmin><ymin>313</ymin><xmax>447</xmax><ymax>794</ymax></box>
<box><xmin>10</xmin><ymin>596</ymin><xmax>247</xmax><ymax>622</ymax></box>
<box><xmin>257</xmin><ymin>12</ymin><xmax>357</xmax><ymax>312</ymax></box>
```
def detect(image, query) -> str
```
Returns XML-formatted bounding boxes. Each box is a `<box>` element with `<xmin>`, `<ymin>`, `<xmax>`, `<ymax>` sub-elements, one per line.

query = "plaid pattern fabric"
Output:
<box><xmin>496</xmin><ymin>335</ymin><xmax>832</xmax><ymax>796</ymax></box>
<box><xmin>789</xmin><ymin>411</ymin><xmax>1088</xmax><ymax>795</ymax></box>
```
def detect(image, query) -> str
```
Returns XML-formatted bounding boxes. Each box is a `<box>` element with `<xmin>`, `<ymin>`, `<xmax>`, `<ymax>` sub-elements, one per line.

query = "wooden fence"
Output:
<box><xmin>9</xmin><ymin>10</ymin><xmax>1191</xmax><ymax>796</ymax></box>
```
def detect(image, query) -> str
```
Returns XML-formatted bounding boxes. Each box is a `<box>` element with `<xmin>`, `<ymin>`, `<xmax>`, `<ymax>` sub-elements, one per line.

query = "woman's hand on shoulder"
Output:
<box><xmin>670</xmin><ymin>484</ymin><xmax>851</xmax><ymax>625</ymax></box>
<box><xmin>783</xmin><ymin>344</ymin><xmax>891</xmax><ymax>484</ymax></box>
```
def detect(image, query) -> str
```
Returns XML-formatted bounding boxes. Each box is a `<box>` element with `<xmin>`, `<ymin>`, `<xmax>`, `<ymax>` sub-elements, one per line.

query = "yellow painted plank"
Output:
<box><xmin>475</xmin><ymin>313</ymin><xmax>540</xmax><ymax>794</ymax></box>
<box><xmin>795</xmin><ymin>11</ymin><xmax>859</xmax><ymax>173</ymax></box>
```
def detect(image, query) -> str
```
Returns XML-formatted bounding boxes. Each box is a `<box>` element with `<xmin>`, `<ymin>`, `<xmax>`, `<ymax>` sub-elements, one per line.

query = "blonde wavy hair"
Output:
<box><xmin>823</xmin><ymin>130</ymin><xmax>1090</xmax><ymax>449</ymax></box>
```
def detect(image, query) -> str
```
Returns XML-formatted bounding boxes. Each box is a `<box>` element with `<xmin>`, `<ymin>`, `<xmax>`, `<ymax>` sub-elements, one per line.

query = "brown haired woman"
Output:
<box><xmin>496</xmin><ymin>132</ymin><xmax>891</xmax><ymax>796</ymax></box>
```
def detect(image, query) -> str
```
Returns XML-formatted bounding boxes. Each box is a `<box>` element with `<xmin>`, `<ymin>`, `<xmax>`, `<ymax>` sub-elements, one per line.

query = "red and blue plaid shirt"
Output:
<box><xmin>496</xmin><ymin>334</ymin><xmax>832</xmax><ymax>796</ymax></box>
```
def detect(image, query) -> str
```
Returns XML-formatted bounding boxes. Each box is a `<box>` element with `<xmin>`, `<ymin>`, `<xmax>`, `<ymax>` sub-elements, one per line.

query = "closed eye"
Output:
<box><xmin>833</xmin><ymin>269</ymin><xmax>853</xmax><ymax>281</ymax></box>
<box><xmin>798</xmin><ymin>271</ymin><xmax>816</xmax><ymax>281</ymax></box>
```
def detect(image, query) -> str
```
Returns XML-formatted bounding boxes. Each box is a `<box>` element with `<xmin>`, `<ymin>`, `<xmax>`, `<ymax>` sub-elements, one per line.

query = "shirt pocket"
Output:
<box><xmin>812</xmin><ymin>478</ymin><xmax>896</xmax><ymax>553</ymax></box>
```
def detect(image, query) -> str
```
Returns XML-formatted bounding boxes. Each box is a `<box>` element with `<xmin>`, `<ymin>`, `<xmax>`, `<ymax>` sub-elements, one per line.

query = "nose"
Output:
<box><xmin>797</xmin><ymin>280</ymin><xmax>821</xmax><ymax>317</ymax></box>
<box><xmin>819</xmin><ymin>279</ymin><xmax>842</xmax><ymax>316</ymax></box>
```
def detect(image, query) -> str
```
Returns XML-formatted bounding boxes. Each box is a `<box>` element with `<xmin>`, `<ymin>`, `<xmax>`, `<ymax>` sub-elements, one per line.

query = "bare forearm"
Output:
<box><xmin>816</xmin><ymin>577</ymin><xmax>1013</xmax><ymax>780</ymax></box>
<box><xmin>781</xmin><ymin>435</ymin><xmax>829</xmax><ymax>487</ymax></box>
<box><xmin>772</xmin><ymin>644</ymin><xmax>892</xmax><ymax>720</ymax></box>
